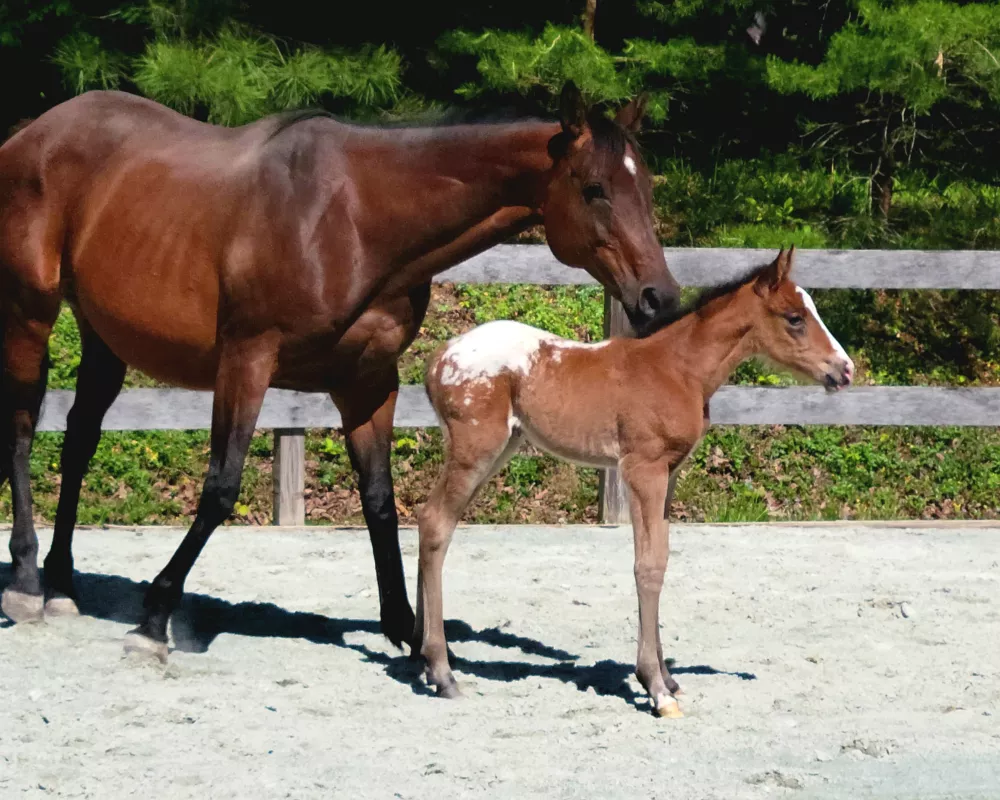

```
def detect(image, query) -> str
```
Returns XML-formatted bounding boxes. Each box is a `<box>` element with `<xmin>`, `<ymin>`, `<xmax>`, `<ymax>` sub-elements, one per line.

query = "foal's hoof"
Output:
<box><xmin>654</xmin><ymin>696</ymin><xmax>684</xmax><ymax>719</ymax></box>
<box><xmin>44</xmin><ymin>594</ymin><xmax>80</xmax><ymax>617</ymax></box>
<box><xmin>1</xmin><ymin>589</ymin><xmax>45</xmax><ymax>624</ymax></box>
<box><xmin>123</xmin><ymin>631</ymin><xmax>169</xmax><ymax>664</ymax></box>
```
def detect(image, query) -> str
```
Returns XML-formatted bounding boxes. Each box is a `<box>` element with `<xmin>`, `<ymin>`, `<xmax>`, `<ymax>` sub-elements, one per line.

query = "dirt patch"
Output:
<box><xmin>1</xmin><ymin>523</ymin><xmax>998</xmax><ymax>799</ymax></box>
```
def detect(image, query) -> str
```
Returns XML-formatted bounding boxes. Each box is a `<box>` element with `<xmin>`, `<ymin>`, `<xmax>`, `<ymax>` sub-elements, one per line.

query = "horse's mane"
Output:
<box><xmin>5</xmin><ymin>118</ymin><xmax>34</xmax><ymax>141</ymax></box>
<box><xmin>634</xmin><ymin>259</ymin><xmax>777</xmax><ymax>339</ymax></box>
<box><xmin>265</xmin><ymin>104</ymin><xmax>640</xmax><ymax>163</ymax></box>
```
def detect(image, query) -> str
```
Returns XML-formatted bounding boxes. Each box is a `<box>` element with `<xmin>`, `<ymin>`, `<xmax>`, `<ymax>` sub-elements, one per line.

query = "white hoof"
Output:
<box><xmin>1</xmin><ymin>589</ymin><xmax>44</xmax><ymax>624</ymax></box>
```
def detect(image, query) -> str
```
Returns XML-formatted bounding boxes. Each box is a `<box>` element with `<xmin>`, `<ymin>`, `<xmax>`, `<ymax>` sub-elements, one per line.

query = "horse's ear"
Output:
<box><xmin>559</xmin><ymin>81</ymin><xmax>587</xmax><ymax>139</ymax></box>
<box><xmin>616</xmin><ymin>93</ymin><xmax>649</xmax><ymax>133</ymax></box>
<box><xmin>754</xmin><ymin>247</ymin><xmax>789</xmax><ymax>297</ymax></box>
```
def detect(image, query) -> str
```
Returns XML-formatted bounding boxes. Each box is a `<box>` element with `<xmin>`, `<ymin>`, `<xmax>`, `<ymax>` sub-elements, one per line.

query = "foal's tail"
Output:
<box><xmin>422</xmin><ymin>343</ymin><xmax>451</xmax><ymax>433</ymax></box>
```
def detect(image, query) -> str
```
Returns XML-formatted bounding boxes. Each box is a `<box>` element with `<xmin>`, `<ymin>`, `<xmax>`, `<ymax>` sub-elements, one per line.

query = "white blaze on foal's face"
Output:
<box><xmin>795</xmin><ymin>286</ymin><xmax>855</xmax><ymax>390</ymax></box>
<box><xmin>623</xmin><ymin>155</ymin><xmax>637</xmax><ymax>176</ymax></box>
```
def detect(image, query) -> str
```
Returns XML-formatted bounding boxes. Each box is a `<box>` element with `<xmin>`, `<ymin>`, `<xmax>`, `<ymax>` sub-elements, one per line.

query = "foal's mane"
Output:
<box><xmin>634</xmin><ymin>259</ymin><xmax>777</xmax><ymax>339</ymax></box>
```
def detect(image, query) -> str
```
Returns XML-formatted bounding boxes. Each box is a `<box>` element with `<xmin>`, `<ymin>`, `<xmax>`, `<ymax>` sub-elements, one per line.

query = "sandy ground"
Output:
<box><xmin>0</xmin><ymin>523</ymin><xmax>998</xmax><ymax>800</ymax></box>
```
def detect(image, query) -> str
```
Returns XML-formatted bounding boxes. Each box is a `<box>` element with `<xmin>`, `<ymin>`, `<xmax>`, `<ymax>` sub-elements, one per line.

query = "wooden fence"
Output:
<box><xmin>32</xmin><ymin>246</ymin><xmax>1000</xmax><ymax>525</ymax></box>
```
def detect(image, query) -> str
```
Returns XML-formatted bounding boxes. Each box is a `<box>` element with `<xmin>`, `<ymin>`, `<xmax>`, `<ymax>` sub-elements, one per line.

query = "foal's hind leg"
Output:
<box><xmin>416</xmin><ymin>414</ymin><xmax>520</xmax><ymax>697</ymax></box>
<box><xmin>2</xmin><ymin>307</ymin><xmax>56</xmax><ymax>624</ymax></box>
<box><xmin>43</xmin><ymin>327</ymin><xmax>126</xmax><ymax>616</ymax></box>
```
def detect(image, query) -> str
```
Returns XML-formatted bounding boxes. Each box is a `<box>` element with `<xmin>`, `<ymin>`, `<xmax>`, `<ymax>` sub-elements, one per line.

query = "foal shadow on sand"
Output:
<box><xmin>1</xmin><ymin>562</ymin><xmax>755</xmax><ymax>709</ymax></box>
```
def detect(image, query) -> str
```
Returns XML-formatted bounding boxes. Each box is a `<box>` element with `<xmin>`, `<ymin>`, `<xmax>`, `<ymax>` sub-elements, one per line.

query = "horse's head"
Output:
<box><xmin>541</xmin><ymin>82</ymin><xmax>681</xmax><ymax>330</ymax></box>
<box><xmin>750</xmin><ymin>246</ymin><xmax>854</xmax><ymax>392</ymax></box>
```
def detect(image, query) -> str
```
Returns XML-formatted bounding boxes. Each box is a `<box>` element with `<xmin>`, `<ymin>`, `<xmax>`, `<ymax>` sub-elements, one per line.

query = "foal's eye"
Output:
<box><xmin>583</xmin><ymin>183</ymin><xmax>607</xmax><ymax>203</ymax></box>
<box><xmin>785</xmin><ymin>312</ymin><xmax>805</xmax><ymax>328</ymax></box>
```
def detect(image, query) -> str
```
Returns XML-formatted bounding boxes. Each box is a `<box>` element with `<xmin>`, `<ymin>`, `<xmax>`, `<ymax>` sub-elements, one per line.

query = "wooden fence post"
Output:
<box><xmin>273</xmin><ymin>428</ymin><xmax>306</xmax><ymax>526</ymax></box>
<box><xmin>598</xmin><ymin>290</ymin><xmax>632</xmax><ymax>524</ymax></box>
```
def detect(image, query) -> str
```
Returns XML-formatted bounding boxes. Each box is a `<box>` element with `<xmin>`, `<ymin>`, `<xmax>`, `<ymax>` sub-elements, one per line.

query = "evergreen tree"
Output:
<box><xmin>766</xmin><ymin>0</ymin><xmax>1000</xmax><ymax>217</ymax></box>
<box><xmin>47</xmin><ymin>1</ymin><xmax>404</xmax><ymax>125</ymax></box>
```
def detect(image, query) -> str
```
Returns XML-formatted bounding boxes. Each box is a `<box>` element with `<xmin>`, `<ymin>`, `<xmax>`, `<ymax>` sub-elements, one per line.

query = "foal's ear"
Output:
<box><xmin>754</xmin><ymin>246</ymin><xmax>793</xmax><ymax>297</ymax></box>
<box><xmin>615</xmin><ymin>93</ymin><xmax>649</xmax><ymax>133</ymax></box>
<box><xmin>559</xmin><ymin>81</ymin><xmax>587</xmax><ymax>139</ymax></box>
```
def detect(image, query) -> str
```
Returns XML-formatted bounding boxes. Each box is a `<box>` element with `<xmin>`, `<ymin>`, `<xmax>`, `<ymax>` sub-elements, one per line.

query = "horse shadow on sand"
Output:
<box><xmin>1</xmin><ymin>562</ymin><xmax>755</xmax><ymax>711</ymax></box>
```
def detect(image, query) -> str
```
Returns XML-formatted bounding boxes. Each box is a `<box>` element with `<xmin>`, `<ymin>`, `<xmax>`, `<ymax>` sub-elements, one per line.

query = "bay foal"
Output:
<box><xmin>0</xmin><ymin>82</ymin><xmax>681</xmax><ymax>656</ymax></box>
<box><xmin>415</xmin><ymin>246</ymin><xmax>854</xmax><ymax>716</ymax></box>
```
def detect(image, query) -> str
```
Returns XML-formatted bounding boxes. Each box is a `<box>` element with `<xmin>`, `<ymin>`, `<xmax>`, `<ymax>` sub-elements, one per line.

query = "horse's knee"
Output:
<box><xmin>197</xmin><ymin>474</ymin><xmax>239</xmax><ymax>525</ymax></box>
<box><xmin>360</xmin><ymin>470</ymin><xmax>395</xmax><ymax>523</ymax></box>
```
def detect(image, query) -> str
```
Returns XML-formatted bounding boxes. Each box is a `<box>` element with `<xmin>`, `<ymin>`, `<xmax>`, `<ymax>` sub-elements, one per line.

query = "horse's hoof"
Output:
<box><xmin>1</xmin><ymin>589</ymin><xmax>45</xmax><ymax>624</ymax></box>
<box><xmin>435</xmin><ymin>680</ymin><xmax>463</xmax><ymax>700</ymax></box>
<box><xmin>654</xmin><ymin>697</ymin><xmax>684</xmax><ymax>719</ymax></box>
<box><xmin>123</xmin><ymin>631</ymin><xmax>168</xmax><ymax>664</ymax></box>
<box><xmin>44</xmin><ymin>595</ymin><xmax>80</xmax><ymax>617</ymax></box>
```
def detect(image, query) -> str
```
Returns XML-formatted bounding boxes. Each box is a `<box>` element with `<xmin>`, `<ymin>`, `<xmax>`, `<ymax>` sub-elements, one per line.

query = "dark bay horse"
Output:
<box><xmin>416</xmin><ymin>247</ymin><xmax>854</xmax><ymax>714</ymax></box>
<box><xmin>0</xmin><ymin>82</ymin><xmax>681</xmax><ymax>659</ymax></box>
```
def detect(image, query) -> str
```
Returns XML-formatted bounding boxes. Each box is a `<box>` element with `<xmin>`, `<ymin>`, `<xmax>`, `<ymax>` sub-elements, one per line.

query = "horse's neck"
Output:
<box><xmin>652</xmin><ymin>293</ymin><xmax>757</xmax><ymax>399</ymax></box>
<box><xmin>348</xmin><ymin>121</ymin><xmax>558</xmax><ymax>289</ymax></box>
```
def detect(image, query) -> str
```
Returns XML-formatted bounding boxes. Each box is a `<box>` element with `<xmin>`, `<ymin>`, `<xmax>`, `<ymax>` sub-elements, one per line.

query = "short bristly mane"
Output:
<box><xmin>634</xmin><ymin>259</ymin><xmax>778</xmax><ymax>339</ymax></box>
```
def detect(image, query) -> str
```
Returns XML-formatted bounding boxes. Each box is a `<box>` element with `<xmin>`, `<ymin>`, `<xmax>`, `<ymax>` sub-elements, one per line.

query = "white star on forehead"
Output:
<box><xmin>623</xmin><ymin>155</ymin><xmax>637</xmax><ymax>176</ymax></box>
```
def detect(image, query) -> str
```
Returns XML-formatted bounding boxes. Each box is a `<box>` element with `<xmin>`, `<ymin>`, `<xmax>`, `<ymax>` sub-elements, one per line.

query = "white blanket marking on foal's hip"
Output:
<box><xmin>438</xmin><ymin>320</ymin><xmax>607</xmax><ymax>385</ymax></box>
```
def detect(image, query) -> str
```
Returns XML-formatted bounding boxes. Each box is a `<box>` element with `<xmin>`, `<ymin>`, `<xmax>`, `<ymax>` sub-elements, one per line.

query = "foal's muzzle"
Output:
<box><xmin>822</xmin><ymin>358</ymin><xmax>854</xmax><ymax>393</ymax></box>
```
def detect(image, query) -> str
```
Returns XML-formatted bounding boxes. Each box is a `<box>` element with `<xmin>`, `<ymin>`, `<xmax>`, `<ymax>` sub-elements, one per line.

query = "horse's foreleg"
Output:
<box><xmin>1</xmin><ymin>310</ymin><xmax>55</xmax><ymax>624</ymax></box>
<box><xmin>123</xmin><ymin>334</ymin><xmax>278</xmax><ymax>662</ymax></box>
<box><xmin>43</xmin><ymin>328</ymin><xmax>126</xmax><ymax>616</ymax></box>
<box><xmin>623</xmin><ymin>455</ymin><xmax>681</xmax><ymax>718</ymax></box>
<box><xmin>333</xmin><ymin>374</ymin><xmax>415</xmax><ymax>650</ymax></box>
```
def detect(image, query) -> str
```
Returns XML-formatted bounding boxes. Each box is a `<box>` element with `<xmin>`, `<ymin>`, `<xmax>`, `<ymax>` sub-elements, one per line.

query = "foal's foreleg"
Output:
<box><xmin>623</xmin><ymin>456</ymin><xmax>681</xmax><ymax>717</ymax></box>
<box><xmin>333</xmin><ymin>374</ymin><xmax>415</xmax><ymax>650</ymax></box>
<box><xmin>123</xmin><ymin>334</ymin><xmax>278</xmax><ymax>661</ymax></box>
<box><xmin>42</xmin><ymin>329</ymin><xmax>126</xmax><ymax>615</ymax></box>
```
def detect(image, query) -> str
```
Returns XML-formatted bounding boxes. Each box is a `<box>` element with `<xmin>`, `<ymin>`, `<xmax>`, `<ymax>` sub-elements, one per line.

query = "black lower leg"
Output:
<box><xmin>4</xmin><ymin>366</ymin><xmax>48</xmax><ymax>598</ymax></box>
<box><xmin>131</xmin><ymin>463</ymin><xmax>233</xmax><ymax>643</ymax></box>
<box><xmin>44</xmin><ymin>334</ymin><xmax>125</xmax><ymax>598</ymax></box>
<box><xmin>127</xmin><ymin>333</ymin><xmax>273</xmax><ymax>646</ymax></box>
<box><xmin>340</xmin><ymin>384</ymin><xmax>415</xmax><ymax>649</ymax></box>
<box><xmin>356</xmin><ymin>463</ymin><xmax>414</xmax><ymax>647</ymax></box>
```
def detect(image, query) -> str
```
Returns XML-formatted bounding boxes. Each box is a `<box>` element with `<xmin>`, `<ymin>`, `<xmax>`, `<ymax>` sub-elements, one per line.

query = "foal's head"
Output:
<box><xmin>749</xmin><ymin>247</ymin><xmax>854</xmax><ymax>392</ymax></box>
<box><xmin>541</xmin><ymin>82</ymin><xmax>681</xmax><ymax>329</ymax></box>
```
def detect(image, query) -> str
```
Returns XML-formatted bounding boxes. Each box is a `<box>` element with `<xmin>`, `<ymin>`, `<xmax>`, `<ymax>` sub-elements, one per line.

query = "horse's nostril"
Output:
<box><xmin>639</xmin><ymin>286</ymin><xmax>661</xmax><ymax>316</ymax></box>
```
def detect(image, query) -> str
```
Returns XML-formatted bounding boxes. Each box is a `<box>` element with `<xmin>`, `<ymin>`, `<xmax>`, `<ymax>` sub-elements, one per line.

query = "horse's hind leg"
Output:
<box><xmin>1</xmin><ymin>303</ymin><xmax>57</xmax><ymax>624</ymax></box>
<box><xmin>415</xmin><ymin>411</ymin><xmax>520</xmax><ymax>698</ymax></box>
<box><xmin>43</xmin><ymin>325</ymin><xmax>126</xmax><ymax>616</ymax></box>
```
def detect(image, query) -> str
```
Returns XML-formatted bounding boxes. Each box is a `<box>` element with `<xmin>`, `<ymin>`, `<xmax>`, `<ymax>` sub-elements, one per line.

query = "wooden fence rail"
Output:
<box><xmin>32</xmin><ymin>246</ymin><xmax>1000</xmax><ymax>525</ymax></box>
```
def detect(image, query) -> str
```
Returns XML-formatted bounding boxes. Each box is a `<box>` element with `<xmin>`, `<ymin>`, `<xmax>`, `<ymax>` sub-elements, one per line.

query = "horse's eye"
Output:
<box><xmin>583</xmin><ymin>183</ymin><xmax>607</xmax><ymax>203</ymax></box>
<box><xmin>785</xmin><ymin>313</ymin><xmax>805</xmax><ymax>327</ymax></box>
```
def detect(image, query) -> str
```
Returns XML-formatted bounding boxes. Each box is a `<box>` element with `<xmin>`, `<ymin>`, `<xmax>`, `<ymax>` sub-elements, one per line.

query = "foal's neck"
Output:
<box><xmin>645</xmin><ymin>290</ymin><xmax>759</xmax><ymax>399</ymax></box>
<box><xmin>349</xmin><ymin>121</ymin><xmax>559</xmax><ymax>290</ymax></box>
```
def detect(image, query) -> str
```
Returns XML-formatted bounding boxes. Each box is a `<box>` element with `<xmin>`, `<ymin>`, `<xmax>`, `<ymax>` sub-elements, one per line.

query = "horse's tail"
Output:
<box><xmin>0</xmin><ymin>303</ymin><xmax>8</xmax><ymax>492</ymax></box>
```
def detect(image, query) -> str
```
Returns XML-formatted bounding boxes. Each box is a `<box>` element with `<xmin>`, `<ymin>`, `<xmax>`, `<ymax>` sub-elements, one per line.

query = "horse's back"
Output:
<box><xmin>0</xmin><ymin>92</ymin><xmax>286</xmax><ymax>387</ymax></box>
